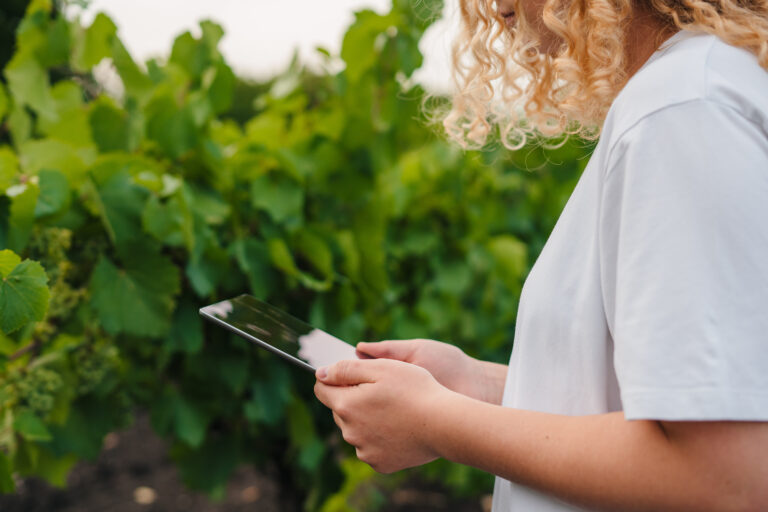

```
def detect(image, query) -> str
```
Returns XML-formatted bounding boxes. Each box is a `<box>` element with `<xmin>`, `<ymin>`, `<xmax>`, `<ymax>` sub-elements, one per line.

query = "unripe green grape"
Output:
<box><xmin>47</xmin><ymin>276</ymin><xmax>87</xmax><ymax>321</ymax></box>
<box><xmin>16</xmin><ymin>367</ymin><xmax>63</xmax><ymax>416</ymax></box>
<box><xmin>74</xmin><ymin>345</ymin><xmax>118</xmax><ymax>395</ymax></box>
<box><xmin>0</xmin><ymin>379</ymin><xmax>18</xmax><ymax>409</ymax></box>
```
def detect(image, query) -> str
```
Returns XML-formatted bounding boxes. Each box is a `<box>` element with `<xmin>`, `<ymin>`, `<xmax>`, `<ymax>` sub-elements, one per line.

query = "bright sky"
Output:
<box><xmin>69</xmin><ymin>0</ymin><xmax>459</xmax><ymax>93</ymax></box>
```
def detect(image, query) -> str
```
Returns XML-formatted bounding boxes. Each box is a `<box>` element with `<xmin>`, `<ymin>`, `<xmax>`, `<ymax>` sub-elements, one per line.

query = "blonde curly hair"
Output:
<box><xmin>443</xmin><ymin>0</ymin><xmax>768</xmax><ymax>149</ymax></box>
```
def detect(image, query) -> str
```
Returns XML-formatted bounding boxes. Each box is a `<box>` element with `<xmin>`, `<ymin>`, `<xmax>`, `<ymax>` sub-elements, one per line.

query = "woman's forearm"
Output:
<box><xmin>429</xmin><ymin>393</ymin><xmax>761</xmax><ymax>512</ymax></box>
<box><xmin>471</xmin><ymin>359</ymin><xmax>508</xmax><ymax>405</ymax></box>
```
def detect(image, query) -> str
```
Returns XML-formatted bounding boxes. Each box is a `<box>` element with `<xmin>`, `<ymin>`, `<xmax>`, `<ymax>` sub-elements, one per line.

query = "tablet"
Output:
<box><xmin>199</xmin><ymin>294</ymin><xmax>358</xmax><ymax>373</ymax></box>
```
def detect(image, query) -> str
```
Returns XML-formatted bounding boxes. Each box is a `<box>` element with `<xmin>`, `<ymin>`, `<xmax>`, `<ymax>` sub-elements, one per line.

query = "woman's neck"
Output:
<box><xmin>624</xmin><ymin>10</ymin><xmax>679</xmax><ymax>80</ymax></box>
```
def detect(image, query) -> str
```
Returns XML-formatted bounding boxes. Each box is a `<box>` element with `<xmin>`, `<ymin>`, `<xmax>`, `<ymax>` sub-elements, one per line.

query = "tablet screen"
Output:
<box><xmin>199</xmin><ymin>294</ymin><xmax>358</xmax><ymax>372</ymax></box>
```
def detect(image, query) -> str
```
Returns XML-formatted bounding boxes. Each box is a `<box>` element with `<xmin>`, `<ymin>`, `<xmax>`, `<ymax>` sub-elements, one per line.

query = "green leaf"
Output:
<box><xmin>89</xmin><ymin>251</ymin><xmax>180</xmax><ymax>337</ymax></box>
<box><xmin>37</xmin><ymin>82</ymin><xmax>93</xmax><ymax>148</ymax></box>
<box><xmin>393</xmin><ymin>32</ymin><xmax>423</xmax><ymax>77</ymax></box>
<box><xmin>187</xmin><ymin>186</ymin><xmax>230</xmax><ymax>225</ymax></box>
<box><xmin>26</xmin><ymin>0</ymin><xmax>53</xmax><ymax>16</ymax></box>
<box><xmin>487</xmin><ymin>235</ymin><xmax>527</xmax><ymax>287</ymax></box>
<box><xmin>4</xmin><ymin>53</ymin><xmax>57</xmax><ymax>124</ymax></box>
<box><xmin>353</xmin><ymin>202</ymin><xmax>389</xmax><ymax>295</ymax></box>
<box><xmin>172</xmin><ymin>435</ymin><xmax>238</xmax><ymax>496</ymax></box>
<box><xmin>204</xmin><ymin>61</ymin><xmax>234</xmax><ymax>114</ymax></box>
<box><xmin>287</xmin><ymin>399</ymin><xmax>323</xmax><ymax>471</ymax></box>
<box><xmin>231</xmin><ymin>238</ymin><xmax>274</xmax><ymax>299</ymax></box>
<box><xmin>47</xmin><ymin>402</ymin><xmax>112</xmax><ymax>460</ymax></box>
<box><xmin>244</xmin><ymin>378</ymin><xmax>291</xmax><ymax>427</ymax></box>
<box><xmin>293</xmin><ymin>230</ymin><xmax>334</xmax><ymax>280</ymax></box>
<box><xmin>12</xmin><ymin>438</ymin><xmax>40</xmax><ymax>475</ymax></box>
<box><xmin>34</xmin><ymin>169</ymin><xmax>70</xmax><ymax>218</ymax></box>
<box><xmin>186</xmin><ymin>224</ymin><xmax>228</xmax><ymax>298</ymax></box>
<box><xmin>35</xmin><ymin>17</ymin><xmax>70</xmax><ymax>68</ymax></box>
<box><xmin>110</xmin><ymin>38</ymin><xmax>153</xmax><ymax>101</ymax></box>
<box><xmin>335</xmin><ymin>231</ymin><xmax>360</xmax><ymax>281</ymax></box>
<box><xmin>298</xmin><ymin>438</ymin><xmax>325</xmax><ymax>473</ymax></box>
<box><xmin>7</xmin><ymin>104</ymin><xmax>32</xmax><ymax>148</ymax></box>
<box><xmin>0</xmin><ymin>83</ymin><xmax>8</xmax><ymax>122</ymax></box>
<box><xmin>166</xmin><ymin>298</ymin><xmax>203</xmax><ymax>354</ymax></box>
<box><xmin>142</xmin><ymin>187</ymin><xmax>195</xmax><ymax>250</ymax></box>
<box><xmin>250</xmin><ymin>172</ymin><xmax>304</xmax><ymax>225</ymax></box>
<box><xmin>13</xmin><ymin>409</ymin><xmax>51</xmax><ymax>441</ymax></box>
<box><xmin>73</xmin><ymin>13</ymin><xmax>117</xmax><ymax>71</ymax></box>
<box><xmin>266</xmin><ymin>238</ymin><xmax>297</xmax><ymax>274</ymax></box>
<box><xmin>200</xmin><ymin>20</ymin><xmax>225</xmax><ymax>49</ymax></box>
<box><xmin>433</xmin><ymin>261</ymin><xmax>473</xmax><ymax>296</ymax></box>
<box><xmin>5</xmin><ymin>182</ymin><xmax>39</xmax><ymax>253</ymax></box>
<box><xmin>0</xmin><ymin>451</ymin><xmax>14</xmax><ymax>493</ymax></box>
<box><xmin>395</xmin><ymin>0</ymin><xmax>444</xmax><ymax>31</ymax></box>
<box><xmin>215</xmin><ymin>350</ymin><xmax>249</xmax><ymax>393</ymax></box>
<box><xmin>89</xmin><ymin>166</ymin><xmax>148</xmax><ymax>246</ymax></box>
<box><xmin>169</xmin><ymin>32</ymin><xmax>210</xmax><ymax>78</ymax></box>
<box><xmin>341</xmin><ymin>10</ymin><xmax>397</xmax><ymax>82</ymax></box>
<box><xmin>0</xmin><ymin>250</ymin><xmax>21</xmax><ymax>277</ymax></box>
<box><xmin>29</xmin><ymin>449</ymin><xmax>77</xmax><ymax>488</ymax></box>
<box><xmin>174</xmin><ymin>396</ymin><xmax>208</xmax><ymax>447</ymax></box>
<box><xmin>0</xmin><ymin>250</ymin><xmax>50</xmax><ymax>334</ymax></box>
<box><xmin>268</xmin><ymin>237</ymin><xmax>333</xmax><ymax>291</ymax></box>
<box><xmin>89</xmin><ymin>97</ymin><xmax>134</xmax><ymax>153</ymax></box>
<box><xmin>19</xmin><ymin>139</ymin><xmax>90</xmax><ymax>185</ymax></box>
<box><xmin>145</xmin><ymin>94</ymin><xmax>198</xmax><ymax>159</ymax></box>
<box><xmin>0</xmin><ymin>147</ymin><xmax>18</xmax><ymax>191</ymax></box>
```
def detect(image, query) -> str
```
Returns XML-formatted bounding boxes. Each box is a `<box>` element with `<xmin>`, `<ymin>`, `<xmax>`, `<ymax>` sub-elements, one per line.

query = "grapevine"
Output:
<box><xmin>73</xmin><ymin>343</ymin><xmax>119</xmax><ymax>396</ymax></box>
<box><xmin>14</xmin><ymin>367</ymin><xmax>63</xmax><ymax>417</ymax></box>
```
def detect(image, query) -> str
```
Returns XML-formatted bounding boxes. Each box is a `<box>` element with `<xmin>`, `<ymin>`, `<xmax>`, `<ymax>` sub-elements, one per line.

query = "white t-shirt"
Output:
<box><xmin>492</xmin><ymin>30</ymin><xmax>768</xmax><ymax>511</ymax></box>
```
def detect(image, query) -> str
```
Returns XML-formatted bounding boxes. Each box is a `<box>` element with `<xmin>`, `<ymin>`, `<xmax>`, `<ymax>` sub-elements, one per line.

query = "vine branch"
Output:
<box><xmin>8</xmin><ymin>341</ymin><xmax>41</xmax><ymax>362</ymax></box>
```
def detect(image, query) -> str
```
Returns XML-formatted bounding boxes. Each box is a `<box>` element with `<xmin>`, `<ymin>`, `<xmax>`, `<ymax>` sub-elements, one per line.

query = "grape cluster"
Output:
<box><xmin>26</xmin><ymin>227</ymin><xmax>73</xmax><ymax>279</ymax></box>
<box><xmin>26</xmin><ymin>227</ymin><xmax>88</xmax><ymax>324</ymax></box>
<box><xmin>0</xmin><ymin>378</ymin><xmax>18</xmax><ymax>410</ymax></box>
<box><xmin>47</xmin><ymin>267</ymin><xmax>88</xmax><ymax>321</ymax></box>
<box><xmin>15</xmin><ymin>367</ymin><xmax>63</xmax><ymax>416</ymax></box>
<box><xmin>74</xmin><ymin>345</ymin><xmax>118</xmax><ymax>395</ymax></box>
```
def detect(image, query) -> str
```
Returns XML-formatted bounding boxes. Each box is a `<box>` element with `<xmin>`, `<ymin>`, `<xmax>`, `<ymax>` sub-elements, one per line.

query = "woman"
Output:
<box><xmin>314</xmin><ymin>0</ymin><xmax>768</xmax><ymax>509</ymax></box>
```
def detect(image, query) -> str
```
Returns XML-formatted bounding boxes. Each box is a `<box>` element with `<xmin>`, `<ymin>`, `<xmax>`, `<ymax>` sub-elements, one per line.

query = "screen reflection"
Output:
<box><xmin>200</xmin><ymin>294</ymin><xmax>357</xmax><ymax>371</ymax></box>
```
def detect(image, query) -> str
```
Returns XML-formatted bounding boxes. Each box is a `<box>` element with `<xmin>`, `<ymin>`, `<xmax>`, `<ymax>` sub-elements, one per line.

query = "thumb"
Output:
<box><xmin>316</xmin><ymin>359</ymin><xmax>378</xmax><ymax>386</ymax></box>
<box><xmin>356</xmin><ymin>340</ymin><xmax>415</xmax><ymax>361</ymax></box>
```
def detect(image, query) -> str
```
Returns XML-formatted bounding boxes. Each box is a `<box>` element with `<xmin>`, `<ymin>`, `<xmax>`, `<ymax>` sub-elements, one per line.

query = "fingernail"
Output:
<box><xmin>316</xmin><ymin>366</ymin><xmax>328</xmax><ymax>379</ymax></box>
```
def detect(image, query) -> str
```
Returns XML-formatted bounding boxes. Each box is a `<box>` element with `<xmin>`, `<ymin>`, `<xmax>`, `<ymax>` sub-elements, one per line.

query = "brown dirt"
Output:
<box><xmin>0</xmin><ymin>415</ymin><xmax>488</xmax><ymax>512</ymax></box>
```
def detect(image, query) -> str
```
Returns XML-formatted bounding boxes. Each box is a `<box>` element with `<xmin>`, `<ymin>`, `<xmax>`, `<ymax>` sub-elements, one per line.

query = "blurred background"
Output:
<box><xmin>65</xmin><ymin>0</ymin><xmax>456</xmax><ymax>92</ymax></box>
<box><xmin>0</xmin><ymin>0</ymin><xmax>592</xmax><ymax>510</ymax></box>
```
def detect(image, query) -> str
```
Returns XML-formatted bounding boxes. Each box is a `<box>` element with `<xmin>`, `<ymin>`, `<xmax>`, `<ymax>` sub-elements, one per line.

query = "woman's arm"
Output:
<box><xmin>314</xmin><ymin>359</ymin><xmax>768</xmax><ymax>512</ymax></box>
<box><xmin>435</xmin><ymin>394</ymin><xmax>768</xmax><ymax>511</ymax></box>
<box><xmin>356</xmin><ymin>339</ymin><xmax>508</xmax><ymax>404</ymax></box>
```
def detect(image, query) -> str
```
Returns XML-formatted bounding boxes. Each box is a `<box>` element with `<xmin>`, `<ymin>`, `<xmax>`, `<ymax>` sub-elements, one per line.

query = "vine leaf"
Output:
<box><xmin>13</xmin><ymin>409</ymin><xmax>52</xmax><ymax>442</ymax></box>
<box><xmin>90</xmin><ymin>250</ymin><xmax>180</xmax><ymax>337</ymax></box>
<box><xmin>0</xmin><ymin>249</ymin><xmax>50</xmax><ymax>334</ymax></box>
<box><xmin>0</xmin><ymin>451</ymin><xmax>14</xmax><ymax>493</ymax></box>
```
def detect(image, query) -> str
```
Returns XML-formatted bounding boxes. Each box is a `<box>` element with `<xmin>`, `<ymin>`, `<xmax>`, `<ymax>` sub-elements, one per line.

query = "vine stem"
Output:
<box><xmin>8</xmin><ymin>341</ymin><xmax>41</xmax><ymax>362</ymax></box>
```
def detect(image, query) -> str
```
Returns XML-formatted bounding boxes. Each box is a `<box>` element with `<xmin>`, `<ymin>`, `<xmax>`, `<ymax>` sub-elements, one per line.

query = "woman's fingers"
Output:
<box><xmin>316</xmin><ymin>359</ymin><xmax>381</xmax><ymax>386</ymax></box>
<box><xmin>356</xmin><ymin>340</ymin><xmax>418</xmax><ymax>361</ymax></box>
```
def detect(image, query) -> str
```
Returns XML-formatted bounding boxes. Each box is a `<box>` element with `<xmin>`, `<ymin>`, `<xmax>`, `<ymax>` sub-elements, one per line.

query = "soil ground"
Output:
<box><xmin>0</xmin><ymin>415</ymin><xmax>488</xmax><ymax>512</ymax></box>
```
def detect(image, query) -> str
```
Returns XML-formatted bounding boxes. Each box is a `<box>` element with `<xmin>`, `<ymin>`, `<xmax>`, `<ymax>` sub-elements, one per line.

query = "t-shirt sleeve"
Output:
<box><xmin>599</xmin><ymin>99</ymin><xmax>768</xmax><ymax>421</ymax></box>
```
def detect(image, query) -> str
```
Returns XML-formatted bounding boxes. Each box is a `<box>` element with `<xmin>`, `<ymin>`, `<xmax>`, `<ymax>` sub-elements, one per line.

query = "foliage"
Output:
<box><xmin>0</xmin><ymin>0</ymin><xmax>591</xmax><ymax>508</ymax></box>
<box><xmin>0</xmin><ymin>0</ymin><xmax>31</xmax><ymax>73</ymax></box>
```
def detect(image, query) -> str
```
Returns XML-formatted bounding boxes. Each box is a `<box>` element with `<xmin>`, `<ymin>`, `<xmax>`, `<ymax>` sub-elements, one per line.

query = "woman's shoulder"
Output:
<box><xmin>604</xmin><ymin>31</ymin><xmax>768</xmax><ymax>144</ymax></box>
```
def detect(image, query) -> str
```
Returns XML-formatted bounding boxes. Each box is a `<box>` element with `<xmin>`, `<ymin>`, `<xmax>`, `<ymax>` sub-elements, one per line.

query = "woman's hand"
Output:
<box><xmin>313</xmin><ymin>358</ymin><xmax>455</xmax><ymax>474</ymax></box>
<box><xmin>356</xmin><ymin>339</ymin><xmax>507</xmax><ymax>404</ymax></box>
